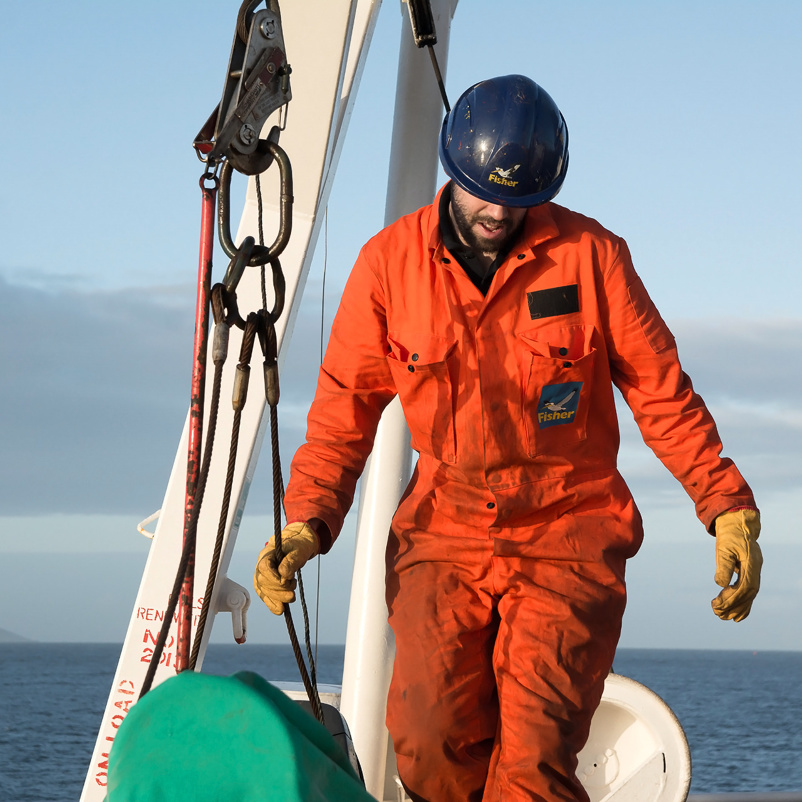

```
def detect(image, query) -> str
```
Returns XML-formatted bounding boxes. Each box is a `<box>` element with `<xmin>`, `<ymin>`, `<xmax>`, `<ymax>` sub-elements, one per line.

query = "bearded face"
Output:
<box><xmin>449</xmin><ymin>185</ymin><xmax>527</xmax><ymax>258</ymax></box>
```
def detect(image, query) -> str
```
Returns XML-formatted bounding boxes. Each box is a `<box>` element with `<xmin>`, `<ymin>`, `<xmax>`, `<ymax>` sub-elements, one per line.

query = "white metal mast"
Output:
<box><xmin>339</xmin><ymin>5</ymin><xmax>457</xmax><ymax>799</ymax></box>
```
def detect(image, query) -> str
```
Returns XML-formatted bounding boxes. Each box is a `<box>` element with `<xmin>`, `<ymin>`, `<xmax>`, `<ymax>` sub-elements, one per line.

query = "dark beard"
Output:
<box><xmin>449</xmin><ymin>193</ymin><xmax>524</xmax><ymax>256</ymax></box>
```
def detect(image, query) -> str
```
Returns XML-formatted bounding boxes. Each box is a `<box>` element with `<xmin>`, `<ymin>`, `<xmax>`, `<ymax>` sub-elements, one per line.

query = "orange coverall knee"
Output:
<box><xmin>385</xmin><ymin>528</ymin><xmax>627</xmax><ymax>802</ymax></box>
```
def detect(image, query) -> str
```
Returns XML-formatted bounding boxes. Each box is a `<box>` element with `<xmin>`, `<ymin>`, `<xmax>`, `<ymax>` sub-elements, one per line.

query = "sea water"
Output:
<box><xmin>0</xmin><ymin>644</ymin><xmax>799</xmax><ymax>802</ymax></box>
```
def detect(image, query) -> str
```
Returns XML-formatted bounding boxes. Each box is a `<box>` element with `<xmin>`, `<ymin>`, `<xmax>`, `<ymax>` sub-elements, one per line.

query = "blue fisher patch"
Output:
<box><xmin>537</xmin><ymin>382</ymin><xmax>583</xmax><ymax>429</ymax></box>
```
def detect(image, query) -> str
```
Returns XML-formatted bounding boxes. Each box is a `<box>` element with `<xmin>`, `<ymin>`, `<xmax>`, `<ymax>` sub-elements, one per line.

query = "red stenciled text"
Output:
<box><xmin>140</xmin><ymin>628</ymin><xmax>181</xmax><ymax>671</ymax></box>
<box><xmin>94</xmin><ymin>679</ymin><xmax>135</xmax><ymax>787</ymax></box>
<box><xmin>135</xmin><ymin>595</ymin><xmax>204</xmax><ymax>625</ymax></box>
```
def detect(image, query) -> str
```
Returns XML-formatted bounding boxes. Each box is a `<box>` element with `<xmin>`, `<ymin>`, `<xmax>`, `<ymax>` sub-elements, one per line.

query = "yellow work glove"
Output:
<box><xmin>254</xmin><ymin>522</ymin><xmax>320</xmax><ymax>615</ymax></box>
<box><xmin>711</xmin><ymin>508</ymin><xmax>762</xmax><ymax>622</ymax></box>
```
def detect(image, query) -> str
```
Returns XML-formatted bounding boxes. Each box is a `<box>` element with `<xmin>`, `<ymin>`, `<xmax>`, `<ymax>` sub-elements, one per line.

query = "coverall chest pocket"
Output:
<box><xmin>387</xmin><ymin>334</ymin><xmax>457</xmax><ymax>463</ymax></box>
<box><xmin>518</xmin><ymin>324</ymin><xmax>597</xmax><ymax>458</ymax></box>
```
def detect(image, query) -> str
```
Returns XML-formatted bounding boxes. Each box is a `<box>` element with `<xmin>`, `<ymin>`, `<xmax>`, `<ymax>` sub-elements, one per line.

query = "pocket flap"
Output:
<box><xmin>387</xmin><ymin>334</ymin><xmax>456</xmax><ymax>366</ymax></box>
<box><xmin>518</xmin><ymin>324</ymin><xmax>595</xmax><ymax>361</ymax></box>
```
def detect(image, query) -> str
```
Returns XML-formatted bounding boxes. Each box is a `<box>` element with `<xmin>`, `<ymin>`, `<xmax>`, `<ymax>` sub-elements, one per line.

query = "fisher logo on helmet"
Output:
<box><xmin>537</xmin><ymin>382</ymin><xmax>582</xmax><ymax>428</ymax></box>
<box><xmin>489</xmin><ymin>164</ymin><xmax>521</xmax><ymax>188</ymax></box>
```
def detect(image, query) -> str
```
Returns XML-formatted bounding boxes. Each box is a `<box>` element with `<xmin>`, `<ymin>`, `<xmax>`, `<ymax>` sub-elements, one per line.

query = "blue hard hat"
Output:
<box><xmin>439</xmin><ymin>74</ymin><xmax>569</xmax><ymax>207</ymax></box>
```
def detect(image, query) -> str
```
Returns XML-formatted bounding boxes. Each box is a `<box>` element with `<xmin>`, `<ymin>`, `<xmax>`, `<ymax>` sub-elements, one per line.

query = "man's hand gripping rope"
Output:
<box><xmin>254</xmin><ymin>522</ymin><xmax>320</xmax><ymax>615</ymax></box>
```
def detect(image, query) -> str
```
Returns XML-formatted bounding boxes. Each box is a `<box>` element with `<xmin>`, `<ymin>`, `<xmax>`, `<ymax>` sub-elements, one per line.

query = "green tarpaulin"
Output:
<box><xmin>106</xmin><ymin>671</ymin><xmax>376</xmax><ymax>802</ymax></box>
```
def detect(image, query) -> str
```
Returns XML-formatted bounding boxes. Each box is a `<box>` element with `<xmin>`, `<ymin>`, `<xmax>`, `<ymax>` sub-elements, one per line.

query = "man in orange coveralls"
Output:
<box><xmin>254</xmin><ymin>75</ymin><xmax>762</xmax><ymax>802</ymax></box>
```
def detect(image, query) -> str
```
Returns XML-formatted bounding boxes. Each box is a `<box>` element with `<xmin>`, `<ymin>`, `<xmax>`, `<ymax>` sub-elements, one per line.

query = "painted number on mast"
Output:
<box><xmin>140</xmin><ymin>628</ymin><xmax>178</xmax><ymax>669</ymax></box>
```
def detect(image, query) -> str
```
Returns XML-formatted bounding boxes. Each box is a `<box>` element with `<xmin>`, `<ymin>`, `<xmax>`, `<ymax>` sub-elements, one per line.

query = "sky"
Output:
<box><xmin>0</xmin><ymin>1</ymin><xmax>800</xmax><ymax>653</ymax></box>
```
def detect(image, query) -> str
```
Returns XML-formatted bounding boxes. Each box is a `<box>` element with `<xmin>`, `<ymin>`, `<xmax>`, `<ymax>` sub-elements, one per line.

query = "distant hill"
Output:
<box><xmin>0</xmin><ymin>627</ymin><xmax>31</xmax><ymax>643</ymax></box>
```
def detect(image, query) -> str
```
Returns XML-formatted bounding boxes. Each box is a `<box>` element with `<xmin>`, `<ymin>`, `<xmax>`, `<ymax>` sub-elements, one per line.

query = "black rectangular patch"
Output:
<box><xmin>526</xmin><ymin>285</ymin><xmax>579</xmax><ymax>319</ymax></box>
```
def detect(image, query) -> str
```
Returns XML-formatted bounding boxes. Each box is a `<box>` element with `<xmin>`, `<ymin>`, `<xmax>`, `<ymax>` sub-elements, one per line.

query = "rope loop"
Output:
<box><xmin>239</xmin><ymin>311</ymin><xmax>260</xmax><ymax>366</ymax></box>
<box><xmin>257</xmin><ymin>309</ymin><xmax>280</xmax><ymax>407</ymax></box>
<box><xmin>211</xmin><ymin>282</ymin><xmax>247</xmax><ymax>330</ymax></box>
<box><xmin>232</xmin><ymin>312</ymin><xmax>260</xmax><ymax>412</ymax></box>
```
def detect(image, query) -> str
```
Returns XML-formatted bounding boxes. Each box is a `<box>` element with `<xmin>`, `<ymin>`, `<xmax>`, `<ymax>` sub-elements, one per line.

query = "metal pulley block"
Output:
<box><xmin>195</xmin><ymin>2</ymin><xmax>291</xmax><ymax>175</ymax></box>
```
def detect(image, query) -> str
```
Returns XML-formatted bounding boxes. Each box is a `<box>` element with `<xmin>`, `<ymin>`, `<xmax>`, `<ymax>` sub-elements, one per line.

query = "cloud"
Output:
<box><xmin>0</xmin><ymin>275</ymin><xmax>322</xmax><ymax>516</ymax></box>
<box><xmin>673</xmin><ymin>318</ymin><xmax>802</xmax><ymax>407</ymax></box>
<box><xmin>2</xmin><ymin>272</ymin><xmax>800</xmax><ymax>525</ymax></box>
<box><xmin>0</xmin><ymin>276</ymin><xmax>190</xmax><ymax>515</ymax></box>
<box><xmin>616</xmin><ymin>318</ymin><xmax>802</xmax><ymax>504</ymax></box>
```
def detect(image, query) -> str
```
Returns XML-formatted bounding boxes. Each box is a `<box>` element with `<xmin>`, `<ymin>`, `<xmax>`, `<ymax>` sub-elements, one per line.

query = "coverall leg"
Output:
<box><xmin>385</xmin><ymin>528</ymin><xmax>627</xmax><ymax>802</ymax></box>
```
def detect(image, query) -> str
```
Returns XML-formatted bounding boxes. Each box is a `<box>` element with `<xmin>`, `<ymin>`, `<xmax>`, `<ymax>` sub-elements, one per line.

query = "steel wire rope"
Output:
<box><xmin>255</xmin><ymin>172</ymin><xmax>324</xmax><ymax>721</ymax></box>
<box><xmin>267</xmin><ymin>377</ymin><xmax>322</xmax><ymax>719</ymax></box>
<box><xmin>189</xmin><ymin>287</ymin><xmax>240</xmax><ymax>671</ymax></box>
<box><xmin>140</xmin><ymin>329</ymin><xmax>227</xmax><ymax>698</ymax></box>
<box><xmin>189</xmin><ymin>310</ymin><xmax>257</xmax><ymax>674</ymax></box>
<box><xmin>185</xmin><ymin>170</ymin><xmax>323</xmax><ymax>719</ymax></box>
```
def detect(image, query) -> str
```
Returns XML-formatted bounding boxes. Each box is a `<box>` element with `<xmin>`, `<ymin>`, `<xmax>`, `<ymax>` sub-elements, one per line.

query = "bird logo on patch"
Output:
<box><xmin>537</xmin><ymin>382</ymin><xmax>583</xmax><ymax>428</ymax></box>
<box><xmin>542</xmin><ymin>390</ymin><xmax>576</xmax><ymax>412</ymax></box>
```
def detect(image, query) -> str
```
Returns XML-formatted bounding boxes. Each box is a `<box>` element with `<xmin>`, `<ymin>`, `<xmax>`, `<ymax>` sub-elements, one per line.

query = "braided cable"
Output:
<box><xmin>252</xmin><ymin>169</ymin><xmax>323</xmax><ymax>718</ymax></box>
<box><xmin>140</xmin><ymin>347</ymin><xmax>225</xmax><ymax>696</ymax></box>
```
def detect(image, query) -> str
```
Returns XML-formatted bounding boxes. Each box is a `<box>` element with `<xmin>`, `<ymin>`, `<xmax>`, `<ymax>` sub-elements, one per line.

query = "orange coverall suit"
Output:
<box><xmin>282</xmin><ymin>185</ymin><xmax>755</xmax><ymax>802</ymax></box>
